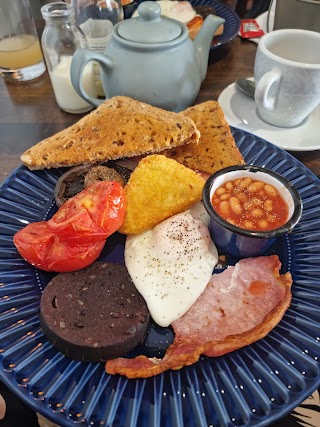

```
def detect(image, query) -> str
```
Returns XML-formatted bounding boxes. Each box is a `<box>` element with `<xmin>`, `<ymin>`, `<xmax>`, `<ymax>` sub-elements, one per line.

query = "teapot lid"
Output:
<box><xmin>118</xmin><ymin>1</ymin><xmax>182</xmax><ymax>43</ymax></box>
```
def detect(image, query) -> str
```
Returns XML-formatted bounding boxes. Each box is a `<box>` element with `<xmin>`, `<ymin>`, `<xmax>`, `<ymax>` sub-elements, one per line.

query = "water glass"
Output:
<box><xmin>0</xmin><ymin>0</ymin><xmax>46</xmax><ymax>83</ymax></box>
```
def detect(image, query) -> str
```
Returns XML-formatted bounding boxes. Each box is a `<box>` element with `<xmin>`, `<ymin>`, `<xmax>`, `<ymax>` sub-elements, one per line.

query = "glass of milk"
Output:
<box><xmin>41</xmin><ymin>2</ymin><xmax>96</xmax><ymax>114</ymax></box>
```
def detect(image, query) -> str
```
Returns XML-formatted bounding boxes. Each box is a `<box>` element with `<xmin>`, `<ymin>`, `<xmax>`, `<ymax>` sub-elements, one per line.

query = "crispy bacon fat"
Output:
<box><xmin>106</xmin><ymin>255</ymin><xmax>292</xmax><ymax>378</ymax></box>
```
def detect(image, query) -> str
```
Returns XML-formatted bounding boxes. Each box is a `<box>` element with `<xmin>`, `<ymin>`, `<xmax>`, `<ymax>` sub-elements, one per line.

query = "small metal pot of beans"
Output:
<box><xmin>202</xmin><ymin>165</ymin><xmax>302</xmax><ymax>258</ymax></box>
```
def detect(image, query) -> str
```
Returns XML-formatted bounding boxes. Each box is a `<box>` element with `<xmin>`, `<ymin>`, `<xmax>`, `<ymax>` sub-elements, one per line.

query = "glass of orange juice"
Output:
<box><xmin>0</xmin><ymin>0</ymin><xmax>46</xmax><ymax>82</ymax></box>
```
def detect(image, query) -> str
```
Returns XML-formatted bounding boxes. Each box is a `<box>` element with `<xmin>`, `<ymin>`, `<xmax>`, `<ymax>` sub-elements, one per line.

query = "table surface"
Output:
<box><xmin>0</xmin><ymin>2</ymin><xmax>319</xmax><ymax>426</ymax></box>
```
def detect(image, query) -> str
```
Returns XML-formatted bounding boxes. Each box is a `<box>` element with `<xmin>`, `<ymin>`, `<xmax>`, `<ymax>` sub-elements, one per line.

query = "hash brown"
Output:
<box><xmin>118</xmin><ymin>155</ymin><xmax>205</xmax><ymax>235</ymax></box>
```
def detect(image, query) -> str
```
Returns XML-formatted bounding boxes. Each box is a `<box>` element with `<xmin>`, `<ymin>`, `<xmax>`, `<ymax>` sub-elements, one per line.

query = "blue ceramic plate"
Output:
<box><xmin>190</xmin><ymin>0</ymin><xmax>240</xmax><ymax>48</ymax></box>
<box><xmin>0</xmin><ymin>128</ymin><xmax>319</xmax><ymax>427</ymax></box>
<box><xmin>128</xmin><ymin>0</ymin><xmax>240</xmax><ymax>49</ymax></box>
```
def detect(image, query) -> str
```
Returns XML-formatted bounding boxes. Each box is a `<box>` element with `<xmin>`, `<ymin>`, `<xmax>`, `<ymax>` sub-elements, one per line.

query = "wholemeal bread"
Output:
<box><xmin>161</xmin><ymin>101</ymin><xmax>245</xmax><ymax>174</ymax></box>
<box><xmin>21</xmin><ymin>96</ymin><xmax>200</xmax><ymax>170</ymax></box>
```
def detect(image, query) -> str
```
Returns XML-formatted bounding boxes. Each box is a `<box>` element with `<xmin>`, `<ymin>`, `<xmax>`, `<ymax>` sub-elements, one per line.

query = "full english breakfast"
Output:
<box><xmin>12</xmin><ymin>96</ymin><xmax>299</xmax><ymax>379</ymax></box>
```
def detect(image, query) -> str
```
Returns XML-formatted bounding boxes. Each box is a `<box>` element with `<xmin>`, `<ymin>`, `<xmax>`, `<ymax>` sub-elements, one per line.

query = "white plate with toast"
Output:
<box><xmin>0</xmin><ymin>128</ymin><xmax>319</xmax><ymax>427</ymax></box>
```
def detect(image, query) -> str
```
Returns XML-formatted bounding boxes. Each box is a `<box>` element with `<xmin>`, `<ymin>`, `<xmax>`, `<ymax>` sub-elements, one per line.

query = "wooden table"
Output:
<box><xmin>0</xmin><ymin>3</ymin><xmax>319</xmax><ymax>426</ymax></box>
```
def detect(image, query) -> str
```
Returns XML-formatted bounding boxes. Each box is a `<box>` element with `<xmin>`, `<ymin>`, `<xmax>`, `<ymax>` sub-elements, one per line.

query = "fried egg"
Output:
<box><xmin>124</xmin><ymin>206</ymin><xmax>218</xmax><ymax>327</ymax></box>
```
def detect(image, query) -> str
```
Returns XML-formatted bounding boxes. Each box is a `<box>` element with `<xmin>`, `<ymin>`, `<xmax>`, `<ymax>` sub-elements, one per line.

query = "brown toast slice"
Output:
<box><xmin>161</xmin><ymin>101</ymin><xmax>245</xmax><ymax>174</ymax></box>
<box><xmin>21</xmin><ymin>96</ymin><xmax>200</xmax><ymax>170</ymax></box>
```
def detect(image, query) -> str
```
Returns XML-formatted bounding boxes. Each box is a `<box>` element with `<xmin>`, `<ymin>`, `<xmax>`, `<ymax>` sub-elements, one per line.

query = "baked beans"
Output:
<box><xmin>211</xmin><ymin>178</ymin><xmax>289</xmax><ymax>231</ymax></box>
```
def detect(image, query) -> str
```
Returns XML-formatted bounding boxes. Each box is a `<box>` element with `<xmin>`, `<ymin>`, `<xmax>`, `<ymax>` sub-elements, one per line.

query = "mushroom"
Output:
<box><xmin>54</xmin><ymin>160</ymin><xmax>137</xmax><ymax>207</ymax></box>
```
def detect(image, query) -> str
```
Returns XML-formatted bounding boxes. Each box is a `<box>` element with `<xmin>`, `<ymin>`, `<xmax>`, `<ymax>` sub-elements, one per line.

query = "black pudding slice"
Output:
<box><xmin>40</xmin><ymin>262</ymin><xmax>150</xmax><ymax>362</ymax></box>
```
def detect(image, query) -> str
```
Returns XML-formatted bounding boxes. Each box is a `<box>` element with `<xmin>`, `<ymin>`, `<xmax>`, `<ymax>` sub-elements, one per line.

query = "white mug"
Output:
<box><xmin>254</xmin><ymin>29</ymin><xmax>320</xmax><ymax>128</ymax></box>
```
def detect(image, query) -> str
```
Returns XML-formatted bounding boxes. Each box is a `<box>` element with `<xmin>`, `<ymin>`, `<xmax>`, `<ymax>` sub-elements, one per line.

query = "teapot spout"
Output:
<box><xmin>194</xmin><ymin>15</ymin><xmax>225</xmax><ymax>82</ymax></box>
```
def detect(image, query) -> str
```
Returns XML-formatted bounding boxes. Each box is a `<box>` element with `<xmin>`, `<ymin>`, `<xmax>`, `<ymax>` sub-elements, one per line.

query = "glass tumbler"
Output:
<box><xmin>0</xmin><ymin>0</ymin><xmax>46</xmax><ymax>83</ymax></box>
<box><xmin>71</xmin><ymin>0</ymin><xmax>124</xmax><ymax>96</ymax></box>
<box><xmin>41</xmin><ymin>2</ymin><xmax>96</xmax><ymax>114</ymax></box>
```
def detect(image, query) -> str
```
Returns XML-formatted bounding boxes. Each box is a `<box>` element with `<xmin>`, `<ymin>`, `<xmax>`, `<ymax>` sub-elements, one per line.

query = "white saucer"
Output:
<box><xmin>218</xmin><ymin>79</ymin><xmax>320</xmax><ymax>152</ymax></box>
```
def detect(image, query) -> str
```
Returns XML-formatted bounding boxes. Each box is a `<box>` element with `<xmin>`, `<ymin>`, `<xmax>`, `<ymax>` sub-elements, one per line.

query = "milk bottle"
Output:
<box><xmin>41</xmin><ymin>2</ymin><xmax>96</xmax><ymax>114</ymax></box>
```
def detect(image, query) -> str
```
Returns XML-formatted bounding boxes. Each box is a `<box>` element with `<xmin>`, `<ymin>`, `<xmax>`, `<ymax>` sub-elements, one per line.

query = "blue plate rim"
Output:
<box><xmin>190</xmin><ymin>0</ymin><xmax>241</xmax><ymax>48</ymax></box>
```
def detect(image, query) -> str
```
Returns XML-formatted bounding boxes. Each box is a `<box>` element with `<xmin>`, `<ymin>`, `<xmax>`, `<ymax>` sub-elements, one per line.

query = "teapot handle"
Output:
<box><xmin>71</xmin><ymin>48</ymin><xmax>112</xmax><ymax>107</ymax></box>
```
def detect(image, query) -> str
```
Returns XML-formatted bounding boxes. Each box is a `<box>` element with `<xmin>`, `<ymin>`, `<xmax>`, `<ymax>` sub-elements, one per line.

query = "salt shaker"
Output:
<box><xmin>41</xmin><ymin>2</ymin><xmax>96</xmax><ymax>114</ymax></box>
<box><xmin>71</xmin><ymin>0</ymin><xmax>124</xmax><ymax>97</ymax></box>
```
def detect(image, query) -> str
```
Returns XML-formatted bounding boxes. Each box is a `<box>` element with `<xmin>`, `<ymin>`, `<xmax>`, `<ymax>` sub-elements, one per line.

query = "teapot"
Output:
<box><xmin>70</xmin><ymin>1</ymin><xmax>225</xmax><ymax>111</ymax></box>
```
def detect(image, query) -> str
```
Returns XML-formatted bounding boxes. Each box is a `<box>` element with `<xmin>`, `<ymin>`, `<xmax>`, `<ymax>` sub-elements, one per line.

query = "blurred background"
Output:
<box><xmin>29</xmin><ymin>0</ymin><xmax>272</xmax><ymax>20</ymax></box>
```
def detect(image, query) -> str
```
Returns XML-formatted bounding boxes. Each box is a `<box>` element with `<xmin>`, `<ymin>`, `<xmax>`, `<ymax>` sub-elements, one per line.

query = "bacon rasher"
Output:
<box><xmin>106</xmin><ymin>255</ymin><xmax>292</xmax><ymax>378</ymax></box>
